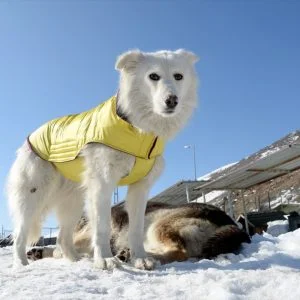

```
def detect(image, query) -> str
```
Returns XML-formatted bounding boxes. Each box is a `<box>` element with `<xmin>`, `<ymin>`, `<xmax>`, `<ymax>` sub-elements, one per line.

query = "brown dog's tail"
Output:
<box><xmin>201</xmin><ymin>225</ymin><xmax>251</xmax><ymax>259</ymax></box>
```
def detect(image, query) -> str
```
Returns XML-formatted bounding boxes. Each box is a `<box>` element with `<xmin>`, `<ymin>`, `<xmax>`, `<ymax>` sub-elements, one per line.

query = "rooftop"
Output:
<box><xmin>149</xmin><ymin>131</ymin><xmax>300</xmax><ymax>205</ymax></box>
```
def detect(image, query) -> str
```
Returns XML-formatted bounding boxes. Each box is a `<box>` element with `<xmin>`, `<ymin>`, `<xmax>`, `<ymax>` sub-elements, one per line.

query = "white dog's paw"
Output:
<box><xmin>94</xmin><ymin>257</ymin><xmax>120</xmax><ymax>270</ymax></box>
<box><xmin>13</xmin><ymin>253</ymin><xmax>30</xmax><ymax>268</ymax></box>
<box><xmin>131</xmin><ymin>256</ymin><xmax>157</xmax><ymax>270</ymax></box>
<box><xmin>13</xmin><ymin>258</ymin><xmax>29</xmax><ymax>268</ymax></box>
<box><xmin>63</xmin><ymin>251</ymin><xmax>81</xmax><ymax>262</ymax></box>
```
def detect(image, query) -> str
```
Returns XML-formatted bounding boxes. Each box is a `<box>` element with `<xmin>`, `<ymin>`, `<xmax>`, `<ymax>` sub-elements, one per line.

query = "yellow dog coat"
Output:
<box><xmin>28</xmin><ymin>96</ymin><xmax>165</xmax><ymax>185</ymax></box>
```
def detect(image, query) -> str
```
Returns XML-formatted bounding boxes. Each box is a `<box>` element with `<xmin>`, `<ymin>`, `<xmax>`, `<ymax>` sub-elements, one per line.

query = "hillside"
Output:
<box><xmin>197</xmin><ymin>131</ymin><xmax>300</xmax><ymax>216</ymax></box>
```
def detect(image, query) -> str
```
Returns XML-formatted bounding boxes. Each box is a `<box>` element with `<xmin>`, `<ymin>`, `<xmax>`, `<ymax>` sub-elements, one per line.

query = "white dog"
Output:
<box><xmin>7</xmin><ymin>49</ymin><xmax>198</xmax><ymax>270</ymax></box>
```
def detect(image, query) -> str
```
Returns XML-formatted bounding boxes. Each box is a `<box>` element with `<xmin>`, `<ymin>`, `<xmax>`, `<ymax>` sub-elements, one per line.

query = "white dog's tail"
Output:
<box><xmin>6</xmin><ymin>142</ymin><xmax>48</xmax><ymax>246</ymax></box>
<box><xmin>7</xmin><ymin>176</ymin><xmax>44</xmax><ymax>246</ymax></box>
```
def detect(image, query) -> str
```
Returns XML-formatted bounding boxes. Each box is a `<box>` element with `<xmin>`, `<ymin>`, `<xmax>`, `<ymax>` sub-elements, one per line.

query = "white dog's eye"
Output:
<box><xmin>174</xmin><ymin>73</ymin><xmax>183</xmax><ymax>80</ymax></box>
<box><xmin>149</xmin><ymin>73</ymin><xmax>160</xmax><ymax>81</ymax></box>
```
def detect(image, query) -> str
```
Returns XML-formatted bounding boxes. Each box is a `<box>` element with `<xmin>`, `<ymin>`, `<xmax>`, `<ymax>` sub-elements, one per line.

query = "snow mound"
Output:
<box><xmin>267</xmin><ymin>219</ymin><xmax>289</xmax><ymax>237</ymax></box>
<box><xmin>1</xmin><ymin>229</ymin><xmax>300</xmax><ymax>299</ymax></box>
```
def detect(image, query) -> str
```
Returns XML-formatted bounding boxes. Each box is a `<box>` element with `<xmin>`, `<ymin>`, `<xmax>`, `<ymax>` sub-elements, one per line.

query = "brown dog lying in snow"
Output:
<box><xmin>28</xmin><ymin>202</ymin><xmax>250</xmax><ymax>265</ymax></box>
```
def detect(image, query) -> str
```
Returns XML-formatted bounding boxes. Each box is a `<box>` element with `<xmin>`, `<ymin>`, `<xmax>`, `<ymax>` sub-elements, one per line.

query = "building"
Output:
<box><xmin>149</xmin><ymin>131</ymin><xmax>300</xmax><ymax>235</ymax></box>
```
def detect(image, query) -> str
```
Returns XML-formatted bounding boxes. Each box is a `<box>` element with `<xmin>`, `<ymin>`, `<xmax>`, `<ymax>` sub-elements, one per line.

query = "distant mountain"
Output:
<box><xmin>196</xmin><ymin>131</ymin><xmax>300</xmax><ymax>216</ymax></box>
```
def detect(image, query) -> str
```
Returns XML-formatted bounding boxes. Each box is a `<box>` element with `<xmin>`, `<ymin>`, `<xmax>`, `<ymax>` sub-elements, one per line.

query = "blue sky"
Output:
<box><xmin>1</xmin><ymin>1</ymin><xmax>299</xmax><ymax>230</ymax></box>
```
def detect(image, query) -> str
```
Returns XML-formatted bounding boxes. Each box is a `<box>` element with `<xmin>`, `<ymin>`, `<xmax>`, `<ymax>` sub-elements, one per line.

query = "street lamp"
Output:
<box><xmin>184</xmin><ymin>144</ymin><xmax>197</xmax><ymax>180</ymax></box>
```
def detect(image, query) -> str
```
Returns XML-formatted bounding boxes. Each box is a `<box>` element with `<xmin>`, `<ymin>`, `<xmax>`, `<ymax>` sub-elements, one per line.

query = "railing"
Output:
<box><xmin>0</xmin><ymin>226</ymin><xmax>59</xmax><ymax>240</ymax></box>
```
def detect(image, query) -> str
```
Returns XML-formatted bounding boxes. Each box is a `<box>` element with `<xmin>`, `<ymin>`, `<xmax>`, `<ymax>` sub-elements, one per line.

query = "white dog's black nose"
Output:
<box><xmin>165</xmin><ymin>95</ymin><xmax>178</xmax><ymax>109</ymax></box>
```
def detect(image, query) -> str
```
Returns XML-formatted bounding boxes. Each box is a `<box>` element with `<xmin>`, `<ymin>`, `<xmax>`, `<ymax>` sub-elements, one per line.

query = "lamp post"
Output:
<box><xmin>184</xmin><ymin>144</ymin><xmax>197</xmax><ymax>180</ymax></box>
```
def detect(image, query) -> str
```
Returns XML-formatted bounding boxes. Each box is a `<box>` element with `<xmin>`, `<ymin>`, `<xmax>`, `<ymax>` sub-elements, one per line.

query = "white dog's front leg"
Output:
<box><xmin>88</xmin><ymin>178</ymin><xmax>120</xmax><ymax>270</ymax></box>
<box><xmin>126</xmin><ymin>156</ymin><xmax>164</xmax><ymax>270</ymax></box>
<box><xmin>126</xmin><ymin>183</ymin><xmax>155</xmax><ymax>270</ymax></box>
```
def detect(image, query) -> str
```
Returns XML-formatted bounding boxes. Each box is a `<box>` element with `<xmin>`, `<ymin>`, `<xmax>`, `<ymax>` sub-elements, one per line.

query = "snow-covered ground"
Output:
<box><xmin>267</xmin><ymin>219</ymin><xmax>289</xmax><ymax>237</ymax></box>
<box><xmin>1</xmin><ymin>229</ymin><xmax>300</xmax><ymax>300</ymax></box>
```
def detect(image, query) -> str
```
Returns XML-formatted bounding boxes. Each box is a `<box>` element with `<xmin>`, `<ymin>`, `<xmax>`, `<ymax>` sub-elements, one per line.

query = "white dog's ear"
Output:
<box><xmin>115</xmin><ymin>50</ymin><xmax>144</xmax><ymax>71</ymax></box>
<box><xmin>175</xmin><ymin>49</ymin><xmax>199</xmax><ymax>64</ymax></box>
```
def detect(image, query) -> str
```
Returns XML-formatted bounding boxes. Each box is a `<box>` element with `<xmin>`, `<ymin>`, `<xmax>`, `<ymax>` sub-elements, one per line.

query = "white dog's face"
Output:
<box><xmin>116</xmin><ymin>49</ymin><xmax>198</xmax><ymax>137</ymax></box>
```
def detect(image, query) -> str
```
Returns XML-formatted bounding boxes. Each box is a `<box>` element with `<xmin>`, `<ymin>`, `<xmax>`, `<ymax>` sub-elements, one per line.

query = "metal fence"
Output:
<box><xmin>1</xmin><ymin>226</ymin><xmax>58</xmax><ymax>240</ymax></box>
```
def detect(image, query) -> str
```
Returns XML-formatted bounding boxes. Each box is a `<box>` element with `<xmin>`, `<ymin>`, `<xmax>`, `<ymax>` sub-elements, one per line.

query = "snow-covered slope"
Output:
<box><xmin>198</xmin><ymin>162</ymin><xmax>238</xmax><ymax>181</ymax></box>
<box><xmin>195</xmin><ymin>131</ymin><xmax>300</xmax><ymax>210</ymax></box>
<box><xmin>1</xmin><ymin>229</ymin><xmax>300</xmax><ymax>300</ymax></box>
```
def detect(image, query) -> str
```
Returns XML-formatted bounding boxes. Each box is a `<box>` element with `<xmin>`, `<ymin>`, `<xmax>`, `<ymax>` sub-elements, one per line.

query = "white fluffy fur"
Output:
<box><xmin>7</xmin><ymin>49</ymin><xmax>198</xmax><ymax>270</ymax></box>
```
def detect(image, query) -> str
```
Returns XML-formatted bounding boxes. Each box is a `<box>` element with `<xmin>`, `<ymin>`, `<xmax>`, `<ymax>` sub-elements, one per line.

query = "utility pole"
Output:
<box><xmin>184</xmin><ymin>144</ymin><xmax>197</xmax><ymax>180</ymax></box>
